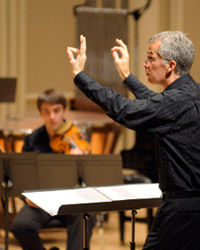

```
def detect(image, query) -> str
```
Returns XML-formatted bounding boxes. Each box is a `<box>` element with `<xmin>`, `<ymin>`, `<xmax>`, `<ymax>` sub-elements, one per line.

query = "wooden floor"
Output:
<box><xmin>0</xmin><ymin>208</ymin><xmax>151</xmax><ymax>250</ymax></box>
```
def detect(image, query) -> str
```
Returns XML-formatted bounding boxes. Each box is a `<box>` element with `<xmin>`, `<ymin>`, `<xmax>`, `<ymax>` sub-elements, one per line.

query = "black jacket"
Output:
<box><xmin>74</xmin><ymin>72</ymin><xmax>200</xmax><ymax>192</ymax></box>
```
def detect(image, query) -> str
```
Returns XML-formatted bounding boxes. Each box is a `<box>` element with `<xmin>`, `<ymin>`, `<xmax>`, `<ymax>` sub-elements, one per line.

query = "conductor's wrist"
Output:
<box><xmin>120</xmin><ymin>70</ymin><xmax>130</xmax><ymax>81</ymax></box>
<box><xmin>72</xmin><ymin>69</ymin><xmax>82</xmax><ymax>77</ymax></box>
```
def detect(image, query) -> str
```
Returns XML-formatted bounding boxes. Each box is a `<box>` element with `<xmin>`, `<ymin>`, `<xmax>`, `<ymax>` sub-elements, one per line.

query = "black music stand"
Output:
<box><xmin>0</xmin><ymin>153</ymin><xmax>37</xmax><ymax>250</ymax></box>
<box><xmin>23</xmin><ymin>184</ymin><xmax>162</xmax><ymax>250</ymax></box>
<box><xmin>37</xmin><ymin>154</ymin><xmax>124</xmax><ymax>250</ymax></box>
<box><xmin>0</xmin><ymin>153</ymin><xmax>80</xmax><ymax>250</ymax></box>
<box><xmin>0</xmin><ymin>77</ymin><xmax>17</xmax><ymax>155</ymax></box>
<box><xmin>0</xmin><ymin>78</ymin><xmax>16</xmax><ymax>103</ymax></box>
<box><xmin>0</xmin><ymin>78</ymin><xmax>17</xmax><ymax>124</ymax></box>
<box><xmin>71</xmin><ymin>154</ymin><xmax>124</xmax><ymax>250</ymax></box>
<box><xmin>0</xmin><ymin>153</ymin><xmax>124</xmax><ymax>250</ymax></box>
<box><xmin>23</xmin><ymin>154</ymin><xmax>159</xmax><ymax>250</ymax></box>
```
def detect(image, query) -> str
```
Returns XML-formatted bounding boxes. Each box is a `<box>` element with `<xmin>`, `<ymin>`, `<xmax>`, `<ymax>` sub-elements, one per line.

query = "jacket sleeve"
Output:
<box><xmin>74</xmin><ymin>72</ymin><xmax>177</xmax><ymax>134</ymax></box>
<box><xmin>123</xmin><ymin>74</ymin><xmax>158</xmax><ymax>99</ymax></box>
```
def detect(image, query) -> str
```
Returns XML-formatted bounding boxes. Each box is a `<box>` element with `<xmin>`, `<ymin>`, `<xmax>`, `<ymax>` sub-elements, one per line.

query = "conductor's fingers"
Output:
<box><xmin>111</xmin><ymin>50</ymin><xmax>120</xmax><ymax>62</ymax></box>
<box><xmin>67</xmin><ymin>47</ymin><xmax>79</xmax><ymax>55</ymax></box>
<box><xmin>80</xmin><ymin>35</ymin><xmax>86</xmax><ymax>55</ymax></box>
<box><xmin>115</xmin><ymin>39</ymin><xmax>128</xmax><ymax>51</ymax></box>
<box><xmin>111</xmin><ymin>46</ymin><xmax>126</xmax><ymax>57</ymax></box>
<box><xmin>67</xmin><ymin>47</ymin><xmax>79</xmax><ymax>61</ymax></box>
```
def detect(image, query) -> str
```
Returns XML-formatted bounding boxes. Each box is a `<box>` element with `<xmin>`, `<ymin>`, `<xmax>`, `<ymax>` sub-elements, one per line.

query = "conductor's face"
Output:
<box><xmin>143</xmin><ymin>40</ymin><xmax>167</xmax><ymax>85</ymax></box>
<box><xmin>40</xmin><ymin>102</ymin><xmax>65</xmax><ymax>134</ymax></box>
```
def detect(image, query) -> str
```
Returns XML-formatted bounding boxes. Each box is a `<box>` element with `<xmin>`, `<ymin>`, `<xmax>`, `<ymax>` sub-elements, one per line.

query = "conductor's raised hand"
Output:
<box><xmin>111</xmin><ymin>39</ymin><xmax>130</xmax><ymax>80</ymax></box>
<box><xmin>67</xmin><ymin>35</ymin><xmax>87</xmax><ymax>77</ymax></box>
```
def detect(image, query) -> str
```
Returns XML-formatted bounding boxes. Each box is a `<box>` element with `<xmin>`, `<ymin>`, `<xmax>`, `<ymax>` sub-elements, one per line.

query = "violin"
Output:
<box><xmin>50</xmin><ymin>121</ymin><xmax>90</xmax><ymax>154</ymax></box>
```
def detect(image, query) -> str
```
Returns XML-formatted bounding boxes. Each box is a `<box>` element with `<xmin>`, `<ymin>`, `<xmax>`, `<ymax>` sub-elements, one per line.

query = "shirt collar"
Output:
<box><xmin>164</xmin><ymin>73</ymin><xmax>193</xmax><ymax>92</ymax></box>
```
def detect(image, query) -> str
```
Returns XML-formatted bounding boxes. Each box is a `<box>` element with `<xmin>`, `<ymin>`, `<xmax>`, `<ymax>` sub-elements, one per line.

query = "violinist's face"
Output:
<box><xmin>40</xmin><ymin>102</ymin><xmax>66</xmax><ymax>136</ymax></box>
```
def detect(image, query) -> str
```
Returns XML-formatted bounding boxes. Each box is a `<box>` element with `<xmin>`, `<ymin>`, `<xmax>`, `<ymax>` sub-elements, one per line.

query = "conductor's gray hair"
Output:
<box><xmin>149</xmin><ymin>31</ymin><xmax>194</xmax><ymax>75</ymax></box>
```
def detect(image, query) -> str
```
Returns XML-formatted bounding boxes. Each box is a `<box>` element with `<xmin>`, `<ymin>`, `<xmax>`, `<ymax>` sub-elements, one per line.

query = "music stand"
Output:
<box><xmin>23</xmin><ymin>154</ymin><xmax>123</xmax><ymax>250</ymax></box>
<box><xmin>0</xmin><ymin>152</ymin><xmax>80</xmax><ymax>250</ymax></box>
<box><xmin>77</xmin><ymin>154</ymin><xmax>123</xmax><ymax>250</ymax></box>
<box><xmin>23</xmin><ymin>155</ymin><xmax>160</xmax><ymax>250</ymax></box>
<box><xmin>0</xmin><ymin>153</ymin><xmax>124</xmax><ymax>250</ymax></box>
<box><xmin>23</xmin><ymin>184</ymin><xmax>162</xmax><ymax>250</ymax></box>
<box><xmin>37</xmin><ymin>154</ymin><xmax>124</xmax><ymax>250</ymax></box>
<box><xmin>0</xmin><ymin>153</ymin><xmax>37</xmax><ymax>250</ymax></box>
<box><xmin>24</xmin><ymin>154</ymin><xmax>146</xmax><ymax>250</ymax></box>
<box><xmin>0</xmin><ymin>78</ymin><xmax>16</xmax><ymax>103</ymax></box>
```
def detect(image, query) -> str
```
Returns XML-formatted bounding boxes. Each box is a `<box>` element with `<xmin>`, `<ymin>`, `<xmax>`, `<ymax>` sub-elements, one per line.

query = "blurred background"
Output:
<box><xmin>0</xmin><ymin>0</ymin><xmax>199</xmax><ymax>151</ymax></box>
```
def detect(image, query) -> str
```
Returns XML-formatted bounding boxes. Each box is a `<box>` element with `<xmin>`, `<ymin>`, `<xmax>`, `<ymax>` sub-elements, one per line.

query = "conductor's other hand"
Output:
<box><xmin>67</xmin><ymin>35</ymin><xmax>87</xmax><ymax>77</ymax></box>
<box><xmin>111</xmin><ymin>39</ymin><xmax>130</xmax><ymax>80</ymax></box>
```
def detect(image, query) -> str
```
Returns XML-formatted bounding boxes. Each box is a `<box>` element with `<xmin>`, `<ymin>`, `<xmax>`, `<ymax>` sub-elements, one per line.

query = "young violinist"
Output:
<box><xmin>10</xmin><ymin>89</ymin><xmax>96</xmax><ymax>250</ymax></box>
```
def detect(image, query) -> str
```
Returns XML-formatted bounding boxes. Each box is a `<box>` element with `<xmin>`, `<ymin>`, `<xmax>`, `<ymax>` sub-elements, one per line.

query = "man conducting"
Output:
<box><xmin>67</xmin><ymin>31</ymin><xmax>200</xmax><ymax>249</ymax></box>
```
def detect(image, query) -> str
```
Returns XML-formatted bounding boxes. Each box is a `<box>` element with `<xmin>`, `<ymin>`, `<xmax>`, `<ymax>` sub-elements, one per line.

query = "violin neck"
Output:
<box><xmin>69</xmin><ymin>141</ymin><xmax>78</xmax><ymax>149</ymax></box>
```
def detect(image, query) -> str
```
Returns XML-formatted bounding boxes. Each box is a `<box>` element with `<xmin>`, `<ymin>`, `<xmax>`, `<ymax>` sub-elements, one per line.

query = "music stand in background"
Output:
<box><xmin>0</xmin><ymin>78</ymin><xmax>17</xmax><ymax>155</ymax></box>
<box><xmin>37</xmin><ymin>154</ymin><xmax>80</xmax><ymax>189</ymax></box>
<box><xmin>0</xmin><ymin>153</ymin><xmax>80</xmax><ymax>250</ymax></box>
<box><xmin>37</xmin><ymin>154</ymin><xmax>124</xmax><ymax>250</ymax></box>
<box><xmin>78</xmin><ymin>154</ymin><xmax>123</xmax><ymax>250</ymax></box>
<box><xmin>0</xmin><ymin>78</ymin><xmax>17</xmax><ymax>103</ymax></box>
<box><xmin>0</xmin><ymin>78</ymin><xmax>17</xmax><ymax>122</ymax></box>
<box><xmin>80</xmin><ymin>154</ymin><xmax>123</xmax><ymax>186</ymax></box>
<box><xmin>0</xmin><ymin>153</ymin><xmax>38</xmax><ymax>250</ymax></box>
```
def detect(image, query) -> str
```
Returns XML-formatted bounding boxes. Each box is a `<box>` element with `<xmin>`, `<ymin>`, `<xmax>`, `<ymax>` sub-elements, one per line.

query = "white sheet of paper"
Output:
<box><xmin>95</xmin><ymin>183</ymin><xmax>161</xmax><ymax>201</ymax></box>
<box><xmin>23</xmin><ymin>183</ymin><xmax>161</xmax><ymax>216</ymax></box>
<box><xmin>23</xmin><ymin>187</ymin><xmax>111</xmax><ymax>216</ymax></box>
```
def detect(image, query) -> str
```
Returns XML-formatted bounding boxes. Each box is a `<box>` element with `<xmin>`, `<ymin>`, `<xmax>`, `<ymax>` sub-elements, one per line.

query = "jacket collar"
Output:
<box><xmin>164</xmin><ymin>73</ymin><xmax>193</xmax><ymax>91</ymax></box>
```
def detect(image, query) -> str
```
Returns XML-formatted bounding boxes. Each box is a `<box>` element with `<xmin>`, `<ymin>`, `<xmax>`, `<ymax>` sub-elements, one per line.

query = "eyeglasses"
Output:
<box><xmin>144</xmin><ymin>57</ymin><xmax>157</xmax><ymax>65</ymax></box>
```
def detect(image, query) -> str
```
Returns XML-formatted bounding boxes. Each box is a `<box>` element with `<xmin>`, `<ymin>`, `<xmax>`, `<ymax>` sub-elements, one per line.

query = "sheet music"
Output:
<box><xmin>95</xmin><ymin>183</ymin><xmax>161</xmax><ymax>201</ymax></box>
<box><xmin>23</xmin><ymin>183</ymin><xmax>161</xmax><ymax>216</ymax></box>
<box><xmin>23</xmin><ymin>187</ymin><xmax>111</xmax><ymax>216</ymax></box>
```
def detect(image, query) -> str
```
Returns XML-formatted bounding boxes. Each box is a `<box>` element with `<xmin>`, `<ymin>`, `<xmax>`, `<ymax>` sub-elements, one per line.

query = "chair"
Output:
<box><xmin>90</xmin><ymin>123</ymin><xmax>123</xmax><ymax>154</ymax></box>
<box><xmin>40</xmin><ymin>217</ymin><xmax>66</xmax><ymax>232</ymax></box>
<box><xmin>6</xmin><ymin>131</ymin><xmax>27</xmax><ymax>152</ymax></box>
<box><xmin>0</xmin><ymin>130</ymin><xmax>6</xmax><ymax>152</ymax></box>
<box><xmin>119</xmin><ymin>131</ymin><xmax>158</xmax><ymax>244</ymax></box>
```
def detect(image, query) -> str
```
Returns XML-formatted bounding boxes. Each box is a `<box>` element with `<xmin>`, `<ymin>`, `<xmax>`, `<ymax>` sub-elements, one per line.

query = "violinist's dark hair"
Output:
<box><xmin>37</xmin><ymin>89</ymin><xmax>67</xmax><ymax>111</ymax></box>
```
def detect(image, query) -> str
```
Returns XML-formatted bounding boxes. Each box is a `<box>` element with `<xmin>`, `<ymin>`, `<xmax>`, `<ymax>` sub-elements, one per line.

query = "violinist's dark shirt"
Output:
<box><xmin>74</xmin><ymin>72</ymin><xmax>200</xmax><ymax>192</ymax></box>
<box><xmin>23</xmin><ymin>125</ymin><xmax>52</xmax><ymax>153</ymax></box>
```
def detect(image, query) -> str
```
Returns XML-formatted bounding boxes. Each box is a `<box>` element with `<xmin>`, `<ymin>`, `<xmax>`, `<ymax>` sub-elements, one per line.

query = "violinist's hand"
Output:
<box><xmin>70</xmin><ymin>147</ymin><xmax>83</xmax><ymax>155</ymax></box>
<box><xmin>67</xmin><ymin>35</ymin><xmax>87</xmax><ymax>77</ymax></box>
<box><xmin>111</xmin><ymin>39</ymin><xmax>130</xmax><ymax>81</ymax></box>
<box><xmin>70</xmin><ymin>147</ymin><xmax>89</xmax><ymax>155</ymax></box>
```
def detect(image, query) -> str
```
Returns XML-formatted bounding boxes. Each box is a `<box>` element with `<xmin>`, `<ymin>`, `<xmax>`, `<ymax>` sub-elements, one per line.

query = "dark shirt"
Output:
<box><xmin>74</xmin><ymin>72</ymin><xmax>200</xmax><ymax>192</ymax></box>
<box><xmin>23</xmin><ymin>125</ymin><xmax>53</xmax><ymax>153</ymax></box>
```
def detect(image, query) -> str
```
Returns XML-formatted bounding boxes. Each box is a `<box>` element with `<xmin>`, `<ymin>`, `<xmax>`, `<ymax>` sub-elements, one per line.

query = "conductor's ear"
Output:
<box><xmin>166</xmin><ymin>60</ymin><xmax>176</xmax><ymax>73</ymax></box>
